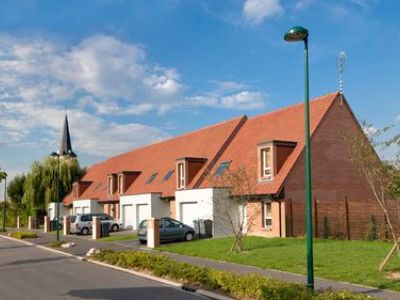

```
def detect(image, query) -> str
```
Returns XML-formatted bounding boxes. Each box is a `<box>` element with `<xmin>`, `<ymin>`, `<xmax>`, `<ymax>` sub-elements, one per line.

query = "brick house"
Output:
<box><xmin>60</xmin><ymin>92</ymin><xmax>383</xmax><ymax>239</ymax></box>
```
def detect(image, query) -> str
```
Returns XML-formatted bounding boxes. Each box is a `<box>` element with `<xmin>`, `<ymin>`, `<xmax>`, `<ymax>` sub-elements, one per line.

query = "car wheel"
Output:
<box><xmin>139</xmin><ymin>239</ymin><xmax>147</xmax><ymax>245</ymax></box>
<box><xmin>111</xmin><ymin>224</ymin><xmax>119</xmax><ymax>232</ymax></box>
<box><xmin>185</xmin><ymin>232</ymin><xmax>194</xmax><ymax>241</ymax></box>
<box><xmin>81</xmin><ymin>227</ymin><xmax>89</xmax><ymax>235</ymax></box>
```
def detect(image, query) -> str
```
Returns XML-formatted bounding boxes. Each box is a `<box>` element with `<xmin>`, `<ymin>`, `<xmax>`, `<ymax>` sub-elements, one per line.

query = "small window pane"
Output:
<box><xmin>214</xmin><ymin>161</ymin><xmax>231</xmax><ymax>177</ymax></box>
<box><xmin>163</xmin><ymin>170</ymin><xmax>174</xmax><ymax>181</ymax></box>
<box><xmin>146</xmin><ymin>173</ymin><xmax>157</xmax><ymax>184</ymax></box>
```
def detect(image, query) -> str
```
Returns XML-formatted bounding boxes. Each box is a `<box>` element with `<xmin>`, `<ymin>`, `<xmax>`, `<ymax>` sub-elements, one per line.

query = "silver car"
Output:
<box><xmin>70</xmin><ymin>213</ymin><xmax>122</xmax><ymax>235</ymax></box>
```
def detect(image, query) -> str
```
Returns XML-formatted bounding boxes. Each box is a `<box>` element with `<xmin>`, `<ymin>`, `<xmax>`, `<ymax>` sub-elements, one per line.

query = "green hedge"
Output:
<box><xmin>92</xmin><ymin>250</ymin><xmax>376</xmax><ymax>300</ymax></box>
<box><xmin>9</xmin><ymin>231</ymin><xmax>37</xmax><ymax>239</ymax></box>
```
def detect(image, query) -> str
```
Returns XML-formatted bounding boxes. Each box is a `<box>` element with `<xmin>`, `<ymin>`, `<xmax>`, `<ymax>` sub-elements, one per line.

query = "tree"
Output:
<box><xmin>7</xmin><ymin>173</ymin><xmax>26</xmax><ymax>213</ymax></box>
<box><xmin>344</xmin><ymin>121</ymin><xmax>400</xmax><ymax>271</ymax></box>
<box><xmin>210</xmin><ymin>166</ymin><xmax>257</xmax><ymax>252</ymax></box>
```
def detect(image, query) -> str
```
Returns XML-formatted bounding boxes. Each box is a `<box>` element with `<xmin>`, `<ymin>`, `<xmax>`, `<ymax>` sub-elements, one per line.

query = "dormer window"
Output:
<box><xmin>107</xmin><ymin>174</ymin><xmax>117</xmax><ymax>196</ymax></box>
<box><xmin>118</xmin><ymin>174</ymin><xmax>124</xmax><ymax>194</ymax></box>
<box><xmin>177</xmin><ymin>162</ymin><xmax>185</xmax><ymax>189</ymax></box>
<box><xmin>260</xmin><ymin>147</ymin><xmax>272</xmax><ymax>179</ymax></box>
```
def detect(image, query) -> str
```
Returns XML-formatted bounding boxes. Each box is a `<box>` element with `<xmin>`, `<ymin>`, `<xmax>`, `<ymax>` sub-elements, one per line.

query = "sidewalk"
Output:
<box><xmin>2</xmin><ymin>229</ymin><xmax>400</xmax><ymax>300</ymax></box>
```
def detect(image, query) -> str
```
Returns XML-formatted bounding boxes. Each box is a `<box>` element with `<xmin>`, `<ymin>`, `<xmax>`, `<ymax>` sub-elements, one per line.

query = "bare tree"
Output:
<box><xmin>344</xmin><ymin>121</ymin><xmax>400</xmax><ymax>271</ymax></box>
<box><xmin>209</xmin><ymin>167</ymin><xmax>258</xmax><ymax>252</ymax></box>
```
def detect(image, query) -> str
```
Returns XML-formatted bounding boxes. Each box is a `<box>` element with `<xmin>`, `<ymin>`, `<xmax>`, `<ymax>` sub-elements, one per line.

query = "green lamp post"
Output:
<box><xmin>50</xmin><ymin>152</ymin><xmax>61</xmax><ymax>241</ymax></box>
<box><xmin>284</xmin><ymin>25</ymin><xmax>314</xmax><ymax>290</ymax></box>
<box><xmin>0</xmin><ymin>171</ymin><xmax>7</xmax><ymax>233</ymax></box>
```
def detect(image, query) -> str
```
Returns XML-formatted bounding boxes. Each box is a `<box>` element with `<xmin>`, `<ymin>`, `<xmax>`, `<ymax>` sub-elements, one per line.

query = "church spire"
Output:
<box><xmin>59</xmin><ymin>114</ymin><xmax>77</xmax><ymax>158</ymax></box>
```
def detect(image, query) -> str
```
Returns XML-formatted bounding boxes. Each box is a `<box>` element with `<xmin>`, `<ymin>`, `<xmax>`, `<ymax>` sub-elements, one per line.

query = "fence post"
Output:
<box><xmin>314</xmin><ymin>197</ymin><xmax>318</xmax><ymax>238</ymax></box>
<box><xmin>345</xmin><ymin>197</ymin><xmax>350</xmax><ymax>240</ymax></box>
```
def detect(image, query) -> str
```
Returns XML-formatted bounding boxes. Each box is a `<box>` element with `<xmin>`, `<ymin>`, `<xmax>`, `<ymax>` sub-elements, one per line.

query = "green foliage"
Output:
<box><xmin>92</xmin><ymin>250</ymin><xmax>375</xmax><ymax>300</ymax></box>
<box><xmin>48</xmin><ymin>240</ymin><xmax>66</xmax><ymax>248</ymax></box>
<box><xmin>22</xmin><ymin>157</ymin><xmax>85</xmax><ymax>217</ymax></box>
<box><xmin>7</xmin><ymin>173</ymin><xmax>26</xmax><ymax>208</ymax></box>
<box><xmin>10</xmin><ymin>231</ymin><xmax>37</xmax><ymax>239</ymax></box>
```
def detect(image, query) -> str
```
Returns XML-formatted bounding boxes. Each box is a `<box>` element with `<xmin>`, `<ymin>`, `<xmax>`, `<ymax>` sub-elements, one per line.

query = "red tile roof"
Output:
<box><xmin>64</xmin><ymin>92</ymin><xmax>339</xmax><ymax>205</ymax></box>
<box><xmin>200</xmin><ymin>92</ymin><xmax>340</xmax><ymax>195</ymax></box>
<box><xmin>64</xmin><ymin>116</ymin><xmax>246</xmax><ymax>205</ymax></box>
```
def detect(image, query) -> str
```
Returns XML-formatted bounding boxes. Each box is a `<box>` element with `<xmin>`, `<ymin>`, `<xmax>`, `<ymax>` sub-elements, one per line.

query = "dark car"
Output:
<box><xmin>137</xmin><ymin>217</ymin><xmax>195</xmax><ymax>244</ymax></box>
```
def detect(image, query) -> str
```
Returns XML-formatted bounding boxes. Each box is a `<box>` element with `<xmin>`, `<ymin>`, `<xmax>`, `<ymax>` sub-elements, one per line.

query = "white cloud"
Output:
<box><xmin>243</xmin><ymin>0</ymin><xmax>283</xmax><ymax>25</ymax></box>
<box><xmin>294</xmin><ymin>0</ymin><xmax>315</xmax><ymax>10</ymax></box>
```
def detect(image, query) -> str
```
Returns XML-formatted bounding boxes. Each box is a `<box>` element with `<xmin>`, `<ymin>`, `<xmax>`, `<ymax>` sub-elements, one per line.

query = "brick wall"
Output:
<box><xmin>283</xmin><ymin>98</ymin><xmax>392</xmax><ymax>240</ymax></box>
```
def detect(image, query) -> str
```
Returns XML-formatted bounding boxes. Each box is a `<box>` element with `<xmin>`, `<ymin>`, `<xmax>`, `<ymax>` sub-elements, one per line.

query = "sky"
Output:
<box><xmin>0</xmin><ymin>0</ymin><xmax>399</xmax><ymax>186</ymax></box>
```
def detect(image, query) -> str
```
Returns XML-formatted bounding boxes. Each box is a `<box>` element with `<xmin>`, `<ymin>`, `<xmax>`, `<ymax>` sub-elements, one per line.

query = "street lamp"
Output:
<box><xmin>50</xmin><ymin>152</ymin><xmax>60</xmax><ymax>241</ymax></box>
<box><xmin>0</xmin><ymin>171</ymin><xmax>7</xmax><ymax>233</ymax></box>
<box><xmin>284</xmin><ymin>25</ymin><xmax>314</xmax><ymax>290</ymax></box>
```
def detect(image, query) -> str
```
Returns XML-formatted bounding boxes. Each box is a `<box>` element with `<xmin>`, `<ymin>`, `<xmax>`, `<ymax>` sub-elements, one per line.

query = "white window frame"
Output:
<box><xmin>261</xmin><ymin>147</ymin><xmax>272</xmax><ymax>179</ymax></box>
<box><xmin>178</xmin><ymin>162</ymin><xmax>185</xmax><ymax>189</ymax></box>
<box><xmin>118</xmin><ymin>174</ymin><xmax>124</xmax><ymax>194</ymax></box>
<box><xmin>107</xmin><ymin>176</ymin><xmax>113</xmax><ymax>196</ymax></box>
<box><xmin>264</xmin><ymin>202</ymin><xmax>272</xmax><ymax>230</ymax></box>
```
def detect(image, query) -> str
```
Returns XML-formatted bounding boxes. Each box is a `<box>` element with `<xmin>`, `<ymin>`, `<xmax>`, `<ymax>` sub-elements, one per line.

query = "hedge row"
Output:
<box><xmin>91</xmin><ymin>250</ymin><xmax>376</xmax><ymax>300</ymax></box>
<box><xmin>9</xmin><ymin>231</ymin><xmax>37</xmax><ymax>239</ymax></box>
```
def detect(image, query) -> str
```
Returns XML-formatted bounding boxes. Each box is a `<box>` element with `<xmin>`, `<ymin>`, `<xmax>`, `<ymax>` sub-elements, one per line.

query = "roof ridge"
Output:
<box><xmin>248</xmin><ymin>91</ymin><xmax>339</xmax><ymax>122</ymax></box>
<box><xmin>105</xmin><ymin>115</ymin><xmax>246</xmax><ymax>161</ymax></box>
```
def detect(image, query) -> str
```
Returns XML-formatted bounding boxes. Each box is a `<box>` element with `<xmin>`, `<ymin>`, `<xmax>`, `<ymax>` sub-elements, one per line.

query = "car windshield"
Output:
<box><xmin>139</xmin><ymin>220</ymin><xmax>147</xmax><ymax>229</ymax></box>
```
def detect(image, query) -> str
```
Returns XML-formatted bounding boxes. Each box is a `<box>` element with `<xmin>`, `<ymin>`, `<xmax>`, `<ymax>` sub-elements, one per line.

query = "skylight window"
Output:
<box><xmin>146</xmin><ymin>173</ymin><xmax>157</xmax><ymax>184</ymax></box>
<box><xmin>163</xmin><ymin>170</ymin><xmax>174</xmax><ymax>181</ymax></box>
<box><xmin>213</xmin><ymin>161</ymin><xmax>231</xmax><ymax>177</ymax></box>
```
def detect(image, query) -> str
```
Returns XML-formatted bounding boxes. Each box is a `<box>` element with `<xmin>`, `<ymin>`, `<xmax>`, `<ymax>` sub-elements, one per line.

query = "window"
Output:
<box><xmin>260</xmin><ymin>147</ymin><xmax>272</xmax><ymax>179</ymax></box>
<box><xmin>264</xmin><ymin>202</ymin><xmax>272</xmax><ymax>229</ymax></box>
<box><xmin>118</xmin><ymin>174</ymin><xmax>124</xmax><ymax>194</ymax></box>
<box><xmin>146</xmin><ymin>173</ymin><xmax>157</xmax><ymax>184</ymax></box>
<box><xmin>213</xmin><ymin>161</ymin><xmax>231</xmax><ymax>177</ymax></box>
<box><xmin>178</xmin><ymin>162</ymin><xmax>185</xmax><ymax>188</ymax></box>
<box><xmin>164</xmin><ymin>219</ymin><xmax>182</xmax><ymax>228</ymax></box>
<box><xmin>163</xmin><ymin>170</ymin><xmax>174</xmax><ymax>181</ymax></box>
<box><xmin>107</xmin><ymin>176</ymin><xmax>113</xmax><ymax>196</ymax></box>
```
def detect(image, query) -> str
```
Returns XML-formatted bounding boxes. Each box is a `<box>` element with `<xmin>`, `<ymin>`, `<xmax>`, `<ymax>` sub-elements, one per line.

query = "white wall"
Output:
<box><xmin>72</xmin><ymin>199</ymin><xmax>103</xmax><ymax>215</ymax></box>
<box><xmin>47</xmin><ymin>202</ymin><xmax>69</xmax><ymax>220</ymax></box>
<box><xmin>120</xmin><ymin>193</ymin><xmax>169</xmax><ymax>230</ymax></box>
<box><xmin>175</xmin><ymin>187</ymin><xmax>232</xmax><ymax>237</ymax></box>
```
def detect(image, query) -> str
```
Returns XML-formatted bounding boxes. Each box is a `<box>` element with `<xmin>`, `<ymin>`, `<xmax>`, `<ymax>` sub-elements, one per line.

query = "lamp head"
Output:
<box><xmin>284</xmin><ymin>26</ymin><xmax>309</xmax><ymax>42</ymax></box>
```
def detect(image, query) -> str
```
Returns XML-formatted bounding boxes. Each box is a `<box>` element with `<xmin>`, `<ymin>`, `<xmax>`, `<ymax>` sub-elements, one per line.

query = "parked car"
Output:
<box><xmin>137</xmin><ymin>217</ymin><xmax>195</xmax><ymax>244</ymax></box>
<box><xmin>70</xmin><ymin>213</ymin><xmax>122</xmax><ymax>235</ymax></box>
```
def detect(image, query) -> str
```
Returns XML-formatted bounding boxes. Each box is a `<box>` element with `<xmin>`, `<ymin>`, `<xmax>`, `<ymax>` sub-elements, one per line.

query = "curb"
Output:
<box><xmin>0</xmin><ymin>235</ymin><xmax>232</xmax><ymax>300</ymax></box>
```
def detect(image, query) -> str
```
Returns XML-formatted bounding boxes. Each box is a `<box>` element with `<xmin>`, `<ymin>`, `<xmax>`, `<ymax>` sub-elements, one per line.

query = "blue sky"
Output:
<box><xmin>0</xmin><ymin>0</ymin><xmax>399</xmax><ymax>182</ymax></box>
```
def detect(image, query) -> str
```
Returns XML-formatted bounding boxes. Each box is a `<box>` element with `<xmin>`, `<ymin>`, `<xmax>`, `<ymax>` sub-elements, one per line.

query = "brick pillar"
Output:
<box><xmin>147</xmin><ymin>218</ymin><xmax>159</xmax><ymax>249</ymax></box>
<box><xmin>28</xmin><ymin>216</ymin><xmax>33</xmax><ymax>230</ymax></box>
<box><xmin>17</xmin><ymin>216</ymin><xmax>20</xmax><ymax>229</ymax></box>
<box><xmin>63</xmin><ymin>217</ymin><xmax>70</xmax><ymax>235</ymax></box>
<box><xmin>92</xmin><ymin>216</ymin><xmax>101</xmax><ymax>240</ymax></box>
<box><xmin>44</xmin><ymin>216</ymin><xmax>50</xmax><ymax>233</ymax></box>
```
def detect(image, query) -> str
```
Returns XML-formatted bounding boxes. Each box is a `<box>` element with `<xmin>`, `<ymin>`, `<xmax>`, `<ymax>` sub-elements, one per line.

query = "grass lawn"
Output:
<box><xmin>99</xmin><ymin>233</ymin><xmax>137</xmax><ymax>243</ymax></box>
<box><xmin>160</xmin><ymin>236</ymin><xmax>400</xmax><ymax>291</ymax></box>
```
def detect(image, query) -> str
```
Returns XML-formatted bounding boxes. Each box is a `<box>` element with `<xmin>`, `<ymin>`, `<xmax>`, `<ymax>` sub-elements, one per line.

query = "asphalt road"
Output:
<box><xmin>0</xmin><ymin>237</ymin><xmax>204</xmax><ymax>300</ymax></box>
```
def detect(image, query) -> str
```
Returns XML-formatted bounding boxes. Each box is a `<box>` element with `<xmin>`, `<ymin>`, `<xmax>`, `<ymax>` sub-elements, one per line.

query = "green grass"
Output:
<box><xmin>99</xmin><ymin>233</ymin><xmax>137</xmax><ymax>243</ymax></box>
<box><xmin>160</xmin><ymin>236</ymin><xmax>400</xmax><ymax>291</ymax></box>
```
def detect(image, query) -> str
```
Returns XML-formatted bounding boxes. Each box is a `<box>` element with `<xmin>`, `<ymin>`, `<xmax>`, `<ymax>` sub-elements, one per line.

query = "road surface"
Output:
<box><xmin>0</xmin><ymin>237</ymin><xmax>205</xmax><ymax>300</ymax></box>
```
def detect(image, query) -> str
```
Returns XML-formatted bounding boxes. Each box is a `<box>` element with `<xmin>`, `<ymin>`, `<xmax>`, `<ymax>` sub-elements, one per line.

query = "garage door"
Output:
<box><xmin>122</xmin><ymin>204</ymin><xmax>134</xmax><ymax>228</ymax></box>
<box><xmin>180</xmin><ymin>202</ymin><xmax>198</xmax><ymax>227</ymax></box>
<box><xmin>136</xmin><ymin>204</ymin><xmax>150</xmax><ymax>228</ymax></box>
<box><xmin>82</xmin><ymin>206</ymin><xmax>89</xmax><ymax>214</ymax></box>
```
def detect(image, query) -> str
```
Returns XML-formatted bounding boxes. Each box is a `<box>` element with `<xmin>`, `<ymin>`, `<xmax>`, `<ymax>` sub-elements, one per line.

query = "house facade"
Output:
<box><xmin>60</xmin><ymin>92</ymin><xmax>382</xmax><ymax>239</ymax></box>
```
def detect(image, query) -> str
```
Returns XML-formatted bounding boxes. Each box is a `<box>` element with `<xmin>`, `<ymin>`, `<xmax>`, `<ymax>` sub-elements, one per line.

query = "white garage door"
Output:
<box><xmin>180</xmin><ymin>202</ymin><xmax>198</xmax><ymax>227</ymax></box>
<box><xmin>136</xmin><ymin>204</ymin><xmax>150</xmax><ymax>228</ymax></box>
<box><xmin>122</xmin><ymin>204</ymin><xmax>134</xmax><ymax>228</ymax></box>
<box><xmin>82</xmin><ymin>206</ymin><xmax>89</xmax><ymax>214</ymax></box>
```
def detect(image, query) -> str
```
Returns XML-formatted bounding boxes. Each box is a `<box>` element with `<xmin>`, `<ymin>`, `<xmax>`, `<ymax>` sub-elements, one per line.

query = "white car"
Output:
<box><xmin>70</xmin><ymin>213</ymin><xmax>122</xmax><ymax>235</ymax></box>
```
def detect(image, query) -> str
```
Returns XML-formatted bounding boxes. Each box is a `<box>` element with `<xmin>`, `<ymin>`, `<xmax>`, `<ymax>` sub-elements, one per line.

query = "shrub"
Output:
<box><xmin>91</xmin><ymin>250</ymin><xmax>376</xmax><ymax>300</ymax></box>
<box><xmin>48</xmin><ymin>240</ymin><xmax>66</xmax><ymax>248</ymax></box>
<box><xmin>9</xmin><ymin>231</ymin><xmax>37</xmax><ymax>239</ymax></box>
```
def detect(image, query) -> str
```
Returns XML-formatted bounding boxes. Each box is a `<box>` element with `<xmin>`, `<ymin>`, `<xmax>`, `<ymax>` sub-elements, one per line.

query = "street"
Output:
<box><xmin>0</xmin><ymin>237</ymin><xmax>204</xmax><ymax>300</ymax></box>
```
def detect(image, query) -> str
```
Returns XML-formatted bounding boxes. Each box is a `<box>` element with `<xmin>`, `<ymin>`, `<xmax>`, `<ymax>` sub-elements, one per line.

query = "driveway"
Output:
<box><xmin>0</xmin><ymin>237</ymin><xmax>204</xmax><ymax>300</ymax></box>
